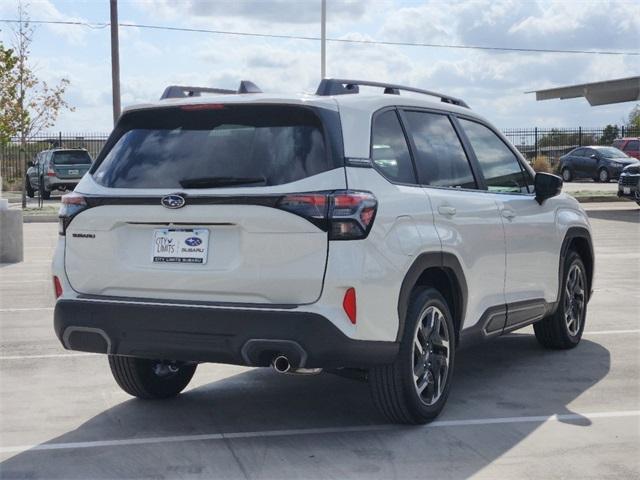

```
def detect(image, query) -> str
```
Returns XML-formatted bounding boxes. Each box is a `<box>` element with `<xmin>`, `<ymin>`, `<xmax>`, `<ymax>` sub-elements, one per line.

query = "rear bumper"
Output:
<box><xmin>54</xmin><ymin>298</ymin><xmax>398</xmax><ymax>368</ymax></box>
<box><xmin>44</xmin><ymin>177</ymin><xmax>79</xmax><ymax>190</ymax></box>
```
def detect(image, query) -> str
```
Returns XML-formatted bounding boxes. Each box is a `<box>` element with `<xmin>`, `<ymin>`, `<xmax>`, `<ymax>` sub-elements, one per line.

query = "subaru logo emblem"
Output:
<box><xmin>185</xmin><ymin>237</ymin><xmax>202</xmax><ymax>246</ymax></box>
<box><xmin>161</xmin><ymin>194</ymin><xmax>186</xmax><ymax>209</ymax></box>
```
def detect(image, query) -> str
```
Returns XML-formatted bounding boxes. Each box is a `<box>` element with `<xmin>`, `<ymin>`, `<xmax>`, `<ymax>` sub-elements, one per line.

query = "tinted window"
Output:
<box><xmin>625</xmin><ymin>140</ymin><xmax>639</xmax><ymax>151</ymax></box>
<box><xmin>596</xmin><ymin>146</ymin><xmax>628</xmax><ymax>158</ymax></box>
<box><xmin>93</xmin><ymin>105</ymin><xmax>333</xmax><ymax>189</ymax></box>
<box><xmin>459</xmin><ymin>119</ymin><xmax>529</xmax><ymax>193</ymax></box>
<box><xmin>370</xmin><ymin>110</ymin><xmax>416</xmax><ymax>184</ymax></box>
<box><xmin>52</xmin><ymin>151</ymin><xmax>92</xmax><ymax>165</ymax></box>
<box><xmin>572</xmin><ymin>148</ymin><xmax>586</xmax><ymax>157</ymax></box>
<box><xmin>403</xmin><ymin>111</ymin><xmax>476</xmax><ymax>188</ymax></box>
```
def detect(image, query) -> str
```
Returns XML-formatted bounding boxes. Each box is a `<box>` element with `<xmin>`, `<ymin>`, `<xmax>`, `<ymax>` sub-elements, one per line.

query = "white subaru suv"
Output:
<box><xmin>52</xmin><ymin>79</ymin><xmax>594</xmax><ymax>424</ymax></box>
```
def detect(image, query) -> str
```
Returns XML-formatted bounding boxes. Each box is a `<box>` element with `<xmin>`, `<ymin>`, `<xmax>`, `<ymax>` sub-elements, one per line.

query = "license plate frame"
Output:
<box><xmin>68</xmin><ymin>169</ymin><xmax>79</xmax><ymax>175</ymax></box>
<box><xmin>151</xmin><ymin>228</ymin><xmax>209</xmax><ymax>264</ymax></box>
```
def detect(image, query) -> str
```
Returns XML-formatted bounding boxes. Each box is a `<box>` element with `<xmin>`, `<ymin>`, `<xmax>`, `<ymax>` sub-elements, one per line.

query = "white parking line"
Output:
<box><xmin>0</xmin><ymin>410</ymin><xmax>637</xmax><ymax>454</ymax></box>
<box><xmin>583</xmin><ymin>329</ymin><xmax>640</xmax><ymax>335</ymax></box>
<box><xmin>0</xmin><ymin>353</ymin><xmax>98</xmax><ymax>360</ymax></box>
<box><xmin>0</xmin><ymin>307</ymin><xmax>54</xmax><ymax>312</ymax></box>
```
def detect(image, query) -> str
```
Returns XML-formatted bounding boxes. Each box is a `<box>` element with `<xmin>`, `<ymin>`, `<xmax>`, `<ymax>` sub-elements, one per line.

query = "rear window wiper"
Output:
<box><xmin>179</xmin><ymin>176</ymin><xmax>267</xmax><ymax>188</ymax></box>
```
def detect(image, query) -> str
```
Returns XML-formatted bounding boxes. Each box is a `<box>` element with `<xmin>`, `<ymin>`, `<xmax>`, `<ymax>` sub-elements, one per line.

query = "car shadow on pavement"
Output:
<box><xmin>0</xmin><ymin>336</ymin><xmax>610</xmax><ymax>479</ymax></box>
<box><xmin>587</xmin><ymin>207</ymin><xmax>640</xmax><ymax>224</ymax></box>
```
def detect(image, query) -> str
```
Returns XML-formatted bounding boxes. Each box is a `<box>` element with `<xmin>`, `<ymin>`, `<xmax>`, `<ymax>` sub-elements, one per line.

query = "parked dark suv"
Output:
<box><xmin>618</xmin><ymin>163</ymin><xmax>640</xmax><ymax>205</ymax></box>
<box><xmin>26</xmin><ymin>149</ymin><xmax>92</xmax><ymax>199</ymax></box>
<box><xmin>559</xmin><ymin>146</ymin><xmax>638</xmax><ymax>183</ymax></box>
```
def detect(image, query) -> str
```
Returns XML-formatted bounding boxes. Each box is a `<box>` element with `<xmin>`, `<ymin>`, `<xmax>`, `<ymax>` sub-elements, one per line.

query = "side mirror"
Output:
<box><xmin>590</xmin><ymin>154</ymin><xmax>598</xmax><ymax>159</ymax></box>
<box><xmin>535</xmin><ymin>172</ymin><xmax>562</xmax><ymax>205</ymax></box>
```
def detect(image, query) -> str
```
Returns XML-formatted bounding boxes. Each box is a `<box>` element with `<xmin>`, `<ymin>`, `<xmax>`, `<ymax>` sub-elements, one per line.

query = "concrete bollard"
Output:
<box><xmin>0</xmin><ymin>196</ymin><xmax>24</xmax><ymax>264</ymax></box>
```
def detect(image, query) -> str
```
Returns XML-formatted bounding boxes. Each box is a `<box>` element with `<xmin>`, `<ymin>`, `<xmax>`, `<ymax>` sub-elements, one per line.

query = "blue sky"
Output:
<box><xmin>0</xmin><ymin>0</ymin><xmax>638</xmax><ymax>132</ymax></box>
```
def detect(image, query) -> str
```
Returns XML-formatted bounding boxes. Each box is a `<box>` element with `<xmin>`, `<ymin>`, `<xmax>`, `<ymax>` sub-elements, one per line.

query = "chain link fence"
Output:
<box><xmin>1</xmin><ymin>127</ymin><xmax>639</xmax><ymax>190</ymax></box>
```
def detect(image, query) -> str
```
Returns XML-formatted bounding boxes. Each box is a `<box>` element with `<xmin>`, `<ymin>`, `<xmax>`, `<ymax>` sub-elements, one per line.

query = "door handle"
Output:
<box><xmin>438</xmin><ymin>205</ymin><xmax>457</xmax><ymax>216</ymax></box>
<box><xmin>501</xmin><ymin>209</ymin><xmax>516</xmax><ymax>219</ymax></box>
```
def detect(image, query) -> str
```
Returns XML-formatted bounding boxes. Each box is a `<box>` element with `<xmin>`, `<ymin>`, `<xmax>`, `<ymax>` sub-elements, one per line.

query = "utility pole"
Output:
<box><xmin>110</xmin><ymin>0</ymin><xmax>121</xmax><ymax>124</ymax></box>
<box><xmin>320</xmin><ymin>0</ymin><xmax>326</xmax><ymax>79</ymax></box>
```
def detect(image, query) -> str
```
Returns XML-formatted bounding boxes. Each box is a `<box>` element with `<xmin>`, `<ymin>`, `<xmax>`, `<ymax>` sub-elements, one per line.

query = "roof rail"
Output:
<box><xmin>315</xmin><ymin>79</ymin><xmax>469</xmax><ymax>108</ymax></box>
<box><xmin>160</xmin><ymin>80</ymin><xmax>263</xmax><ymax>100</ymax></box>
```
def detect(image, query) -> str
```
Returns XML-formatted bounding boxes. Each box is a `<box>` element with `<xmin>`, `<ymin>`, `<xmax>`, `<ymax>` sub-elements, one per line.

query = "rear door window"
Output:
<box><xmin>52</xmin><ymin>151</ymin><xmax>92</xmax><ymax>165</ymax></box>
<box><xmin>370</xmin><ymin>110</ymin><xmax>416</xmax><ymax>184</ymax></box>
<box><xmin>459</xmin><ymin>119</ymin><xmax>530</xmax><ymax>194</ymax></box>
<box><xmin>402</xmin><ymin>111</ymin><xmax>476</xmax><ymax>189</ymax></box>
<box><xmin>93</xmin><ymin>105</ymin><xmax>337</xmax><ymax>189</ymax></box>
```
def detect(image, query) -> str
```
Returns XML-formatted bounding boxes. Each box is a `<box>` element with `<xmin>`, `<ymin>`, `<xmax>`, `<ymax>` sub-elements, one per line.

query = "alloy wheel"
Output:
<box><xmin>412</xmin><ymin>306</ymin><xmax>451</xmax><ymax>406</ymax></box>
<box><xmin>564</xmin><ymin>263</ymin><xmax>585</xmax><ymax>336</ymax></box>
<box><xmin>599</xmin><ymin>169</ymin><xmax>609</xmax><ymax>182</ymax></box>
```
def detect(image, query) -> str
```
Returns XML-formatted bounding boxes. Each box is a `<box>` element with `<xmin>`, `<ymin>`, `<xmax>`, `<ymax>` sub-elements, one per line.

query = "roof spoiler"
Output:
<box><xmin>315</xmin><ymin>78</ymin><xmax>469</xmax><ymax>108</ymax></box>
<box><xmin>160</xmin><ymin>80</ymin><xmax>262</xmax><ymax>100</ymax></box>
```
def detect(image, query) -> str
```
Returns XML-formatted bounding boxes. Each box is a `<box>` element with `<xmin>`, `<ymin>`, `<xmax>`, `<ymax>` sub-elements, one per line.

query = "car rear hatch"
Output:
<box><xmin>52</xmin><ymin>150</ymin><xmax>92</xmax><ymax>179</ymax></box>
<box><xmin>63</xmin><ymin>103</ymin><xmax>345</xmax><ymax>305</ymax></box>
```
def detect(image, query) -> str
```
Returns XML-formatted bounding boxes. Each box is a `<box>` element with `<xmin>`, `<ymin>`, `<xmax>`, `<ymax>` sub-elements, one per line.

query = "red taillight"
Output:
<box><xmin>46</xmin><ymin>168</ymin><xmax>56</xmax><ymax>176</ymax></box>
<box><xmin>59</xmin><ymin>192</ymin><xmax>88</xmax><ymax>236</ymax></box>
<box><xmin>343</xmin><ymin>288</ymin><xmax>357</xmax><ymax>324</ymax></box>
<box><xmin>276</xmin><ymin>191</ymin><xmax>377</xmax><ymax>240</ymax></box>
<box><xmin>53</xmin><ymin>276</ymin><xmax>63</xmax><ymax>298</ymax></box>
<box><xmin>61</xmin><ymin>192</ymin><xmax>87</xmax><ymax>206</ymax></box>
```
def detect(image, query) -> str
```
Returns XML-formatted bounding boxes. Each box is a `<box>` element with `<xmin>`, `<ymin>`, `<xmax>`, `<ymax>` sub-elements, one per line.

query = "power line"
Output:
<box><xmin>1</xmin><ymin>18</ymin><xmax>639</xmax><ymax>56</ymax></box>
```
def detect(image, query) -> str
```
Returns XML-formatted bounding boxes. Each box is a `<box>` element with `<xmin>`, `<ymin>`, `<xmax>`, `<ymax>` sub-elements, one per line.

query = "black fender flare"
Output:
<box><xmin>553</xmin><ymin>226</ymin><xmax>594</xmax><ymax>313</ymax></box>
<box><xmin>396</xmin><ymin>252</ymin><xmax>468</xmax><ymax>343</ymax></box>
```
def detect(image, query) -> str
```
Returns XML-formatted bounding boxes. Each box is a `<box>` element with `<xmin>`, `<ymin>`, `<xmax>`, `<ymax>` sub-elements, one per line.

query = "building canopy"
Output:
<box><xmin>528</xmin><ymin>76</ymin><xmax>640</xmax><ymax>106</ymax></box>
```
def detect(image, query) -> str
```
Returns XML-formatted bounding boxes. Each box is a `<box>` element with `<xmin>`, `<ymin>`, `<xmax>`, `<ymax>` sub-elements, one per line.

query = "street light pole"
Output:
<box><xmin>109</xmin><ymin>0</ymin><xmax>121</xmax><ymax>125</ymax></box>
<box><xmin>320</xmin><ymin>0</ymin><xmax>326</xmax><ymax>79</ymax></box>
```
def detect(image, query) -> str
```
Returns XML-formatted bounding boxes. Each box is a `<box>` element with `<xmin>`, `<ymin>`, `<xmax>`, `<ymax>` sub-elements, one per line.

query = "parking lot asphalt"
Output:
<box><xmin>0</xmin><ymin>202</ymin><xmax>638</xmax><ymax>479</ymax></box>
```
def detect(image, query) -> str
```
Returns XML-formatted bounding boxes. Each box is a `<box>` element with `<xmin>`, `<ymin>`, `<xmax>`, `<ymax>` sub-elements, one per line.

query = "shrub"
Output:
<box><xmin>530</xmin><ymin>155</ymin><xmax>554</xmax><ymax>173</ymax></box>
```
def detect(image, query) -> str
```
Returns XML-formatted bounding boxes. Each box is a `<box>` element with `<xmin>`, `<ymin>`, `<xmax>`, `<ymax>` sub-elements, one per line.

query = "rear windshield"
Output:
<box><xmin>93</xmin><ymin>105</ymin><xmax>338</xmax><ymax>189</ymax></box>
<box><xmin>53</xmin><ymin>151</ymin><xmax>92</xmax><ymax>165</ymax></box>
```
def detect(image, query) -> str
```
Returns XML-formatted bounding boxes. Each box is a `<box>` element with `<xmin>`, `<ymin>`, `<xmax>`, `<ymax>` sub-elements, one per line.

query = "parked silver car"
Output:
<box><xmin>25</xmin><ymin>149</ymin><xmax>92</xmax><ymax>199</ymax></box>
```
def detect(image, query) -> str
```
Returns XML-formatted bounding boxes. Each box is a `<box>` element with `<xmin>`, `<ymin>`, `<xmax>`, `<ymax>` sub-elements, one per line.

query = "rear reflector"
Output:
<box><xmin>53</xmin><ymin>276</ymin><xmax>63</xmax><ymax>298</ymax></box>
<box><xmin>343</xmin><ymin>288</ymin><xmax>357</xmax><ymax>324</ymax></box>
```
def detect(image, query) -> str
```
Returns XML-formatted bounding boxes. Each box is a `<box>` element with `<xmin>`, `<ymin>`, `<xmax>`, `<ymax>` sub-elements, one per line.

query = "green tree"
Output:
<box><xmin>628</xmin><ymin>104</ymin><xmax>640</xmax><ymax>129</ymax></box>
<box><xmin>600</xmin><ymin>124</ymin><xmax>619</xmax><ymax>145</ymax></box>
<box><xmin>0</xmin><ymin>41</ymin><xmax>18</xmax><ymax>144</ymax></box>
<box><xmin>7</xmin><ymin>2</ymin><xmax>74</xmax><ymax>206</ymax></box>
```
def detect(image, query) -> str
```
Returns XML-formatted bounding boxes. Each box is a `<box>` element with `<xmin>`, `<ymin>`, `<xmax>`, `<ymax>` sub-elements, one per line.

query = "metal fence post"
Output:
<box><xmin>534</xmin><ymin>127</ymin><xmax>538</xmax><ymax>158</ymax></box>
<box><xmin>578</xmin><ymin>127</ymin><xmax>582</xmax><ymax>146</ymax></box>
<box><xmin>621</xmin><ymin>125</ymin><xmax>625</xmax><ymax>138</ymax></box>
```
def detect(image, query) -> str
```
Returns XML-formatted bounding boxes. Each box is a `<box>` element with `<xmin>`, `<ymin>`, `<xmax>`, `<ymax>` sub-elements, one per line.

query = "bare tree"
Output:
<box><xmin>9</xmin><ymin>2</ymin><xmax>73</xmax><ymax>207</ymax></box>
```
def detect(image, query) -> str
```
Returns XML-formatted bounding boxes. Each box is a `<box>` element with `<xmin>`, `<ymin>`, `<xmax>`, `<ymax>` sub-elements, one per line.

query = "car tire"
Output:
<box><xmin>108</xmin><ymin>355</ymin><xmax>197</xmax><ymax>399</ymax></box>
<box><xmin>25</xmin><ymin>177</ymin><xmax>34</xmax><ymax>198</ymax></box>
<box><xmin>534</xmin><ymin>251</ymin><xmax>587</xmax><ymax>350</ymax></box>
<box><xmin>39</xmin><ymin>180</ymin><xmax>51</xmax><ymax>200</ymax></box>
<box><xmin>561</xmin><ymin>167</ymin><xmax>573</xmax><ymax>182</ymax></box>
<box><xmin>369</xmin><ymin>287</ymin><xmax>455</xmax><ymax>424</ymax></box>
<box><xmin>597</xmin><ymin>168</ymin><xmax>610</xmax><ymax>183</ymax></box>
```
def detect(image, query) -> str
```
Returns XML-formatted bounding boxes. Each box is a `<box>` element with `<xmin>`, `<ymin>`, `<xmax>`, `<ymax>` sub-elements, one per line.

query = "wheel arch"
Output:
<box><xmin>396</xmin><ymin>252</ymin><xmax>467</xmax><ymax>346</ymax></box>
<box><xmin>559</xmin><ymin>227</ymin><xmax>594</xmax><ymax>305</ymax></box>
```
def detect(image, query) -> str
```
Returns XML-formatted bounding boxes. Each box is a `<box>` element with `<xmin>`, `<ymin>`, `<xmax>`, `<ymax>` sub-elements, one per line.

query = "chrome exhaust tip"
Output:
<box><xmin>272</xmin><ymin>355</ymin><xmax>291</xmax><ymax>374</ymax></box>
